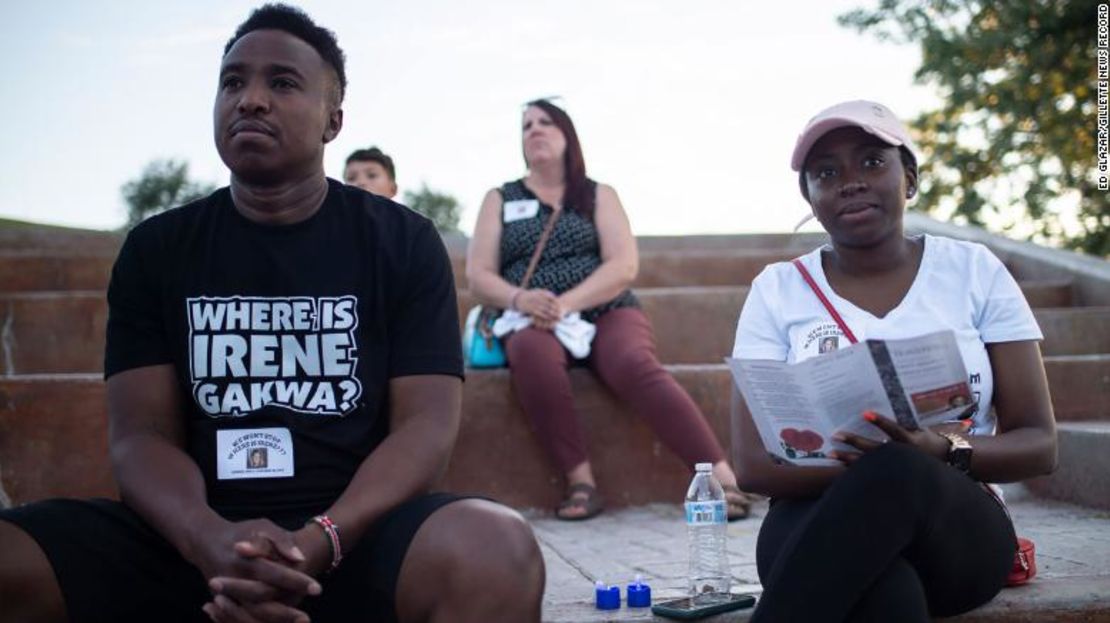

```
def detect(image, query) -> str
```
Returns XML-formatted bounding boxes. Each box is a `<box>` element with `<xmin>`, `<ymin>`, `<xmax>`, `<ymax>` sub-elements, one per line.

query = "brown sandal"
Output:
<box><xmin>723</xmin><ymin>484</ymin><xmax>754</xmax><ymax>521</ymax></box>
<box><xmin>556</xmin><ymin>482</ymin><xmax>605</xmax><ymax>521</ymax></box>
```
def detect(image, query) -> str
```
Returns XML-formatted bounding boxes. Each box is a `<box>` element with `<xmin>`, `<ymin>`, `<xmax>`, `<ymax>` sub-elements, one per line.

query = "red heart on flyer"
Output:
<box><xmin>780</xmin><ymin>428</ymin><xmax>801</xmax><ymax>447</ymax></box>
<box><xmin>793</xmin><ymin>430</ymin><xmax>824</xmax><ymax>452</ymax></box>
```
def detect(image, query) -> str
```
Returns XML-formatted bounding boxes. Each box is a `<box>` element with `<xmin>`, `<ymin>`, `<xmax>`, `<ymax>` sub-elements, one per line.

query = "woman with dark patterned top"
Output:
<box><xmin>466</xmin><ymin>99</ymin><xmax>754</xmax><ymax>520</ymax></box>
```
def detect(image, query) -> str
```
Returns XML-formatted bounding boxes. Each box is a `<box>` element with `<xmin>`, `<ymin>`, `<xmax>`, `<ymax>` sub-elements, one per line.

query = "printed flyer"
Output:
<box><xmin>727</xmin><ymin>330</ymin><xmax>974</xmax><ymax>466</ymax></box>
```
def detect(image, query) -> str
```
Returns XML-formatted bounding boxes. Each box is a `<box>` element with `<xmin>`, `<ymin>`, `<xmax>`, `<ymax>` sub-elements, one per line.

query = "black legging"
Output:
<box><xmin>752</xmin><ymin>443</ymin><xmax>1017</xmax><ymax>623</ymax></box>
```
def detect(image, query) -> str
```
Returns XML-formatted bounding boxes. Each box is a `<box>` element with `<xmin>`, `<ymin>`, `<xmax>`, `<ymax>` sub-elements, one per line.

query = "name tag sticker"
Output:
<box><xmin>503</xmin><ymin>199</ymin><xmax>540</xmax><ymax>223</ymax></box>
<box><xmin>217</xmin><ymin>427</ymin><xmax>294</xmax><ymax>480</ymax></box>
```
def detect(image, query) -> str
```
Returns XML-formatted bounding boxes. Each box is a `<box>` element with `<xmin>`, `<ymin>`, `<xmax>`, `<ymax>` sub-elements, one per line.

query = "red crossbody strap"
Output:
<box><xmin>792</xmin><ymin>258</ymin><xmax>859</xmax><ymax>345</ymax></box>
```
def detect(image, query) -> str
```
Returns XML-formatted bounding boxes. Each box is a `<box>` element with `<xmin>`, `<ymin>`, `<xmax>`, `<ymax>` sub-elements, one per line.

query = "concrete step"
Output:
<box><xmin>1</xmin><ymin>361</ymin><xmax>1106</xmax><ymax>509</ymax></box>
<box><xmin>460</xmin><ymin>249</ymin><xmax>809</xmax><ymax>290</ymax></box>
<box><xmin>454</xmin><ymin>287</ymin><xmax>751</xmax><ymax>366</ymax></box>
<box><xmin>0</xmin><ymin>223</ymin><xmax>122</xmax><ymax>253</ymax></box>
<box><xmin>631</xmin><ymin>250</ymin><xmax>797</xmax><ymax>288</ymax></box>
<box><xmin>0</xmin><ymin>375</ymin><xmax>115</xmax><ymax>506</ymax></box>
<box><xmin>620</xmin><ymin>293</ymin><xmax>1101</xmax><ymax>362</ymax></box>
<box><xmin>446</xmin><ymin>366</ymin><xmax>730</xmax><ymax>511</ymax></box>
<box><xmin>6</xmin><ymin>242</ymin><xmax>1073</xmax><ymax>297</ymax></box>
<box><xmin>4</xmin><ymin>287</ymin><xmax>1092</xmax><ymax>374</ymax></box>
<box><xmin>633</xmin><ymin>250</ymin><xmax>1062</xmax><ymax>291</ymax></box>
<box><xmin>0</xmin><ymin>252</ymin><xmax>116</xmax><ymax>292</ymax></box>
<box><xmin>1042</xmin><ymin>355</ymin><xmax>1110</xmax><ymax>422</ymax></box>
<box><xmin>1024</xmin><ymin>421</ymin><xmax>1110</xmax><ymax>510</ymax></box>
<box><xmin>0</xmin><ymin>228</ymin><xmax>816</xmax><ymax>257</ymax></box>
<box><xmin>634</xmin><ymin>232</ymin><xmax>828</xmax><ymax>252</ymax></box>
<box><xmin>535</xmin><ymin>497</ymin><xmax>1110</xmax><ymax>622</ymax></box>
<box><xmin>0</xmin><ymin>251</ymin><xmax>470</xmax><ymax>293</ymax></box>
<box><xmin>1017</xmin><ymin>279</ymin><xmax>1076</xmax><ymax>308</ymax></box>
<box><xmin>0</xmin><ymin>249</ymin><xmax>783</xmax><ymax>293</ymax></box>
<box><xmin>1</xmin><ymin>291</ymin><xmax>107</xmax><ymax>374</ymax></box>
<box><xmin>0</xmin><ymin>249</ymin><xmax>797</xmax><ymax>292</ymax></box>
<box><xmin>906</xmin><ymin>212</ymin><xmax>1110</xmax><ymax>308</ymax></box>
<box><xmin>0</xmin><ymin>369</ymin><xmax>1105</xmax><ymax>621</ymax></box>
<box><xmin>0</xmin><ymin>232</ymin><xmax>797</xmax><ymax>291</ymax></box>
<box><xmin>459</xmin><ymin>284</ymin><xmax>1077</xmax><ymax>360</ymax></box>
<box><xmin>1032</xmin><ymin>307</ymin><xmax>1110</xmax><ymax>356</ymax></box>
<box><xmin>0</xmin><ymin>367</ymin><xmax>729</xmax><ymax>509</ymax></box>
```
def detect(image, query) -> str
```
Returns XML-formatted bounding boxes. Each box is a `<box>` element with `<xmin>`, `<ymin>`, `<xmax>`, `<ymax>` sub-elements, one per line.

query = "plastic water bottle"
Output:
<box><xmin>685</xmin><ymin>462</ymin><xmax>730</xmax><ymax>603</ymax></box>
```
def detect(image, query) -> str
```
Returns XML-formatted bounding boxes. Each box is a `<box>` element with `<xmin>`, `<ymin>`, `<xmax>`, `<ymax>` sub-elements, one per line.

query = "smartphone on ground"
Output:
<box><xmin>651</xmin><ymin>593</ymin><xmax>757</xmax><ymax>620</ymax></box>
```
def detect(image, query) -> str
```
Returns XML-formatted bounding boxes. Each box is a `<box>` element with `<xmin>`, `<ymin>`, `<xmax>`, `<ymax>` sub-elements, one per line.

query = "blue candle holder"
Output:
<box><xmin>627</xmin><ymin>574</ymin><xmax>652</xmax><ymax>607</ymax></box>
<box><xmin>594</xmin><ymin>580</ymin><xmax>620</xmax><ymax>610</ymax></box>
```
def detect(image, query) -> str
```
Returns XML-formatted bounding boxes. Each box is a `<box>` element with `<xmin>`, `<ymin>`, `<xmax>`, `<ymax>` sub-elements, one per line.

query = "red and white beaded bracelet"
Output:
<box><xmin>308</xmin><ymin>514</ymin><xmax>343</xmax><ymax>572</ymax></box>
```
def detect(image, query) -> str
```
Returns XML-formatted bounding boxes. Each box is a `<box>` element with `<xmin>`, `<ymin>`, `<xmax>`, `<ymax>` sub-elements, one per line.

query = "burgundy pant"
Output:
<box><xmin>504</xmin><ymin>307</ymin><xmax>726</xmax><ymax>473</ymax></box>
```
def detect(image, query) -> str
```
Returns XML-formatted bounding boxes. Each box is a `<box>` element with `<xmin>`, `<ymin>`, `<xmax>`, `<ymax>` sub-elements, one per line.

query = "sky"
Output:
<box><xmin>1</xmin><ymin>0</ymin><xmax>938</xmax><ymax>236</ymax></box>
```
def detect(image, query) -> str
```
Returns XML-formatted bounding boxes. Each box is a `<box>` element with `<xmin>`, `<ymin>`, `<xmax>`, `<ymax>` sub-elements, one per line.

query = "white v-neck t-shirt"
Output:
<box><xmin>731</xmin><ymin>235</ymin><xmax>1042</xmax><ymax>437</ymax></box>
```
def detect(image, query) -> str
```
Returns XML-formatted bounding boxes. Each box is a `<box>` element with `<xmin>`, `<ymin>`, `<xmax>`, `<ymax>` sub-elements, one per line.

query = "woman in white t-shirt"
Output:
<box><xmin>732</xmin><ymin>100</ymin><xmax>1058</xmax><ymax>622</ymax></box>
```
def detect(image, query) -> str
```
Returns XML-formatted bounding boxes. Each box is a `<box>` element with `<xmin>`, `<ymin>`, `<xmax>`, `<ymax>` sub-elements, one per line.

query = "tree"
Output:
<box><xmin>121</xmin><ymin>159</ymin><xmax>215</xmax><ymax>227</ymax></box>
<box><xmin>403</xmin><ymin>183</ymin><xmax>462</xmax><ymax>233</ymax></box>
<box><xmin>841</xmin><ymin>1</ymin><xmax>1108</xmax><ymax>256</ymax></box>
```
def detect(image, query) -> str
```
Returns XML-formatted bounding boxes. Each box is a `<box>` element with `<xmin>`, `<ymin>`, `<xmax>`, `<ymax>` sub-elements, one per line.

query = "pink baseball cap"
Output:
<box><xmin>790</xmin><ymin>100</ymin><xmax>918</xmax><ymax>171</ymax></box>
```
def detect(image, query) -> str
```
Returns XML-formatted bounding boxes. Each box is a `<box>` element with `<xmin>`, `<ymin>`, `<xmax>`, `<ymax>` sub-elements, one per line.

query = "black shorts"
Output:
<box><xmin>0</xmin><ymin>492</ymin><xmax>470</xmax><ymax>623</ymax></box>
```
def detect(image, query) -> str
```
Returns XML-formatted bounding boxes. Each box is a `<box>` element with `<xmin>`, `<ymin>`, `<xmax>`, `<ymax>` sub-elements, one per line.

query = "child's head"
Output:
<box><xmin>344</xmin><ymin>147</ymin><xmax>397</xmax><ymax>198</ymax></box>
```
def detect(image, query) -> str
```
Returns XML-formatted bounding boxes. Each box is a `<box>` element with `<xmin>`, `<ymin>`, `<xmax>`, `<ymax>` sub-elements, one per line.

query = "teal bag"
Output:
<box><xmin>463</xmin><ymin>305</ymin><xmax>506</xmax><ymax>368</ymax></box>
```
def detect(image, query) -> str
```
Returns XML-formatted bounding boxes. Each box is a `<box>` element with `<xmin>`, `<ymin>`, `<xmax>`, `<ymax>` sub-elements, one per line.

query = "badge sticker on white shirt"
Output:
<box><xmin>503</xmin><ymin>199</ymin><xmax>540</xmax><ymax>223</ymax></box>
<box><xmin>217</xmin><ymin>428</ymin><xmax>294</xmax><ymax>480</ymax></box>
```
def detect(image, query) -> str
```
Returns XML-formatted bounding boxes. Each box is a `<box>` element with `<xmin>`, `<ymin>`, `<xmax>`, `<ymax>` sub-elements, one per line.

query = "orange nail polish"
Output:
<box><xmin>862</xmin><ymin>411</ymin><xmax>877</xmax><ymax>422</ymax></box>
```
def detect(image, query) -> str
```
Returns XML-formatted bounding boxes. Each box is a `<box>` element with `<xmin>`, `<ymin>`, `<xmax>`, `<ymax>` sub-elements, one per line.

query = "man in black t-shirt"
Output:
<box><xmin>0</xmin><ymin>6</ymin><xmax>544</xmax><ymax>623</ymax></box>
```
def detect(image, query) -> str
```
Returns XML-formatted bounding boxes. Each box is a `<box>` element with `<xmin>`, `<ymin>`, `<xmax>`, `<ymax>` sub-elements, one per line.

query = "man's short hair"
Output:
<box><xmin>224</xmin><ymin>3</ymin><xmax>347</xmax><ymax>104</ymax></box>
<box><xmin>346</xmin><ymin>147</ymin><xmax>396</xmax><ymax>182</ymax></box>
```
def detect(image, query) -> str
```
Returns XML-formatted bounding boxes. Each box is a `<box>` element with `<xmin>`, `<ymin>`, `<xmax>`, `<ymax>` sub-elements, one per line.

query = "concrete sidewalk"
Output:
<box><xmin>530</xmin><ymin>487</ymin><xmax>1110</xmax><ymax>622</ymax></box>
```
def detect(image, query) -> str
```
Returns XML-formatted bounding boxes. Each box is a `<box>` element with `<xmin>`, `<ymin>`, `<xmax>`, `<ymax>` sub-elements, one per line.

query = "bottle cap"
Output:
<box><xmin>595</xmin><ymin>580</ymin><xmax>620</xmax><ymax>610</ymax></box>
<box><xmin>695</xmin><ymin>462</ymin><xmax>713</xmax><ymax>471</ymax></box>
<box><xmin>626</xmin><ymin>574</ymin><xmax>652</xmax><ymax>607</ymax></box>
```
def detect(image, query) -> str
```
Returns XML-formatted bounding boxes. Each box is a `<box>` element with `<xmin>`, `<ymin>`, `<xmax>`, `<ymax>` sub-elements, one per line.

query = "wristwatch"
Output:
<box><xmin>939</xmin><ymin>432</ymin><xmax>973</xmax><ymax>474</ymax></box>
